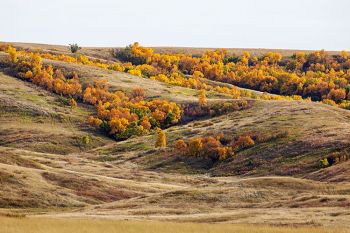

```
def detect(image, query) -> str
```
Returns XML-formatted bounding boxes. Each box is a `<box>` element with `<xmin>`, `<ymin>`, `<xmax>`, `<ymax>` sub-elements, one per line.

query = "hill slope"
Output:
<box><xmin>0</xmin><ymin>43</ymin><xmax>349</xmax><ymax>228</ymax></box>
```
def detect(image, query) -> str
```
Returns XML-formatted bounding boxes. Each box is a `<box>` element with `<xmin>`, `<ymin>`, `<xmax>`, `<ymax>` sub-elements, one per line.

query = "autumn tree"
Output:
<box><xmin>69</xmin><ymin>98</ymin><xmax>77</xmax><ymax>108</ymax></box>
<box><xmin>114</xmin><ymin>43</ymin><xmax>149</xmax><ymax>65</ymax></box>
<box><xmin>8</xmin><ymin>42</ymin><xmax>350</xmax><ymax>115</ymax></box>
<box><xmin>175</xmin><ymin>139</ymin><xmax>188</xmax><ymax>155</ymax></box>
<box><xmin>173</xmin><ymin>135</ymin><xmax>234</xmax><ymax>161</ymax></box>
<box><xmin>198</xmin><ymin>89</ymin><xmax>207</xmax><ymax>107</ymax></box>
<box><xmin>241</xmin><ymin>51</ymin><xmax>250</xmax><ymax>65</ymax></box>
<box><xmin>7</xmin><ymin>46</ymin><xmax>17</xmax><ymax>63</ymax></box>
<box><xmin>340</xmin><ymin>50</ymin><xmax>349</xmax><ymax>59</ymax></box>
<box><xmin>140</xmin><ymin>117</ymin><xmax>152</xmax><ymax>131</ymax></box>
<box><xmin>193</xmin><ymin>70</ymin><xmax>204</xmax><ymax>79</ymax></box>
<box><xmin>188</xmin><ymin>138</ymin><xmax>203</xmax><ymax>156</ymax></box>
<box><xmin>155</xmin><ymin>128</ymin><xmax>167</xmax><ymax>148</ymax></box>
<box><xmin>2</xmin><ymin>45</ymin><xmax>187</xmax><ymax>141</ymax></box>
<box><xmin>233</xmin><ymin>135</ymin><xmax>255</xmax><ymax>150</ymax></box>
<box><xmin>327</xmin><ymin>89</ymin><xmax>346</xmax><ymax>103</ymax></box>
<box><xmin>24</xmin><ymin>71</ymin><xmax>33</xmax><ymax>79</ymax></box>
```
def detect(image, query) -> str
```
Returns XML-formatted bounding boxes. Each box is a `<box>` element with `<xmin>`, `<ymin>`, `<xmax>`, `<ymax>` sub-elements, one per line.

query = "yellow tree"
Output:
<box><xmin>241</xmin><ymin>51</ymin><xmax>250</xmax><ymax>65</ymax></box>
<box><xmin>7</xmin><ymin>46</ymin><xmax>17</xmax><ymax>63</ymax></box>
<box><xmin>188</xmin><ymin>138</ymin><xmax>203</xmax><ymax>156</ymax></box>
<box><xmin>340</xmin><ymin>50</ymin><xmax>349</xmax><ymax>59</ymax></box>
<box><xmin>198</xmin><ymin>89</ymin><xmax>207</xmax><ymax>107</ymax></box>
<box><xmin>69</xmin><ymin>98</ymin><xmax>77</xmax><ymax>108</ymax></box>
<box><xmin>155</xmin><ymin>128</ymin><xmax>167</xmax><ymax>148</ymax></box>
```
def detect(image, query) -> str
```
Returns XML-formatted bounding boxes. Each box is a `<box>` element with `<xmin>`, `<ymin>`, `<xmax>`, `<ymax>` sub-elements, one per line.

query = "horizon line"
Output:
<box><xmin>0</xmin><ymin>40</ymin><xmax>347</xmax><ymax>53</ymax></box>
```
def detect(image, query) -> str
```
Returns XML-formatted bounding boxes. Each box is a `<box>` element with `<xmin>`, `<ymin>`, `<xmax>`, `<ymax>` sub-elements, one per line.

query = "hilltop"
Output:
<box><xmin>2</xmin><ymin>42</ymin><xmax>341</xmax><ymax>61</ymax></box>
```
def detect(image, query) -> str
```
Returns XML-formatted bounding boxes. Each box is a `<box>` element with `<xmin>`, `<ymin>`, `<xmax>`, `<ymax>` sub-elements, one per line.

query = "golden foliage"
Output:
<box><xmin>3</xmin><ymin>46</ymin><xmax>182</xmax><ymax>141</ymax></box>
<box><xmin>233</xmin><ymin>135</ymin><xmax>255</xmax><ymax>150</ymax></box>
<box><xmin>7</xmin><ymin>46</ymin><xmax>18</xmax><ymax>63</ymax></box>
<box><xmin>176</xmin><ymin>136</ymin><xmax>234</xmax><ymax>161</ymax></box>
<box><xmin>155</xmin><ymin>128</ymin><xmax>167</xmax><ymax>148</ymax></box>
<box><xmin>69</xmin><ymin>98</ymin><xmax>77</xmax><ymax>108</ymax></box>
<box><xmin>198</xmin><ymin>89</ymin><xmax>207</xmax><ymax>107</ymax></box>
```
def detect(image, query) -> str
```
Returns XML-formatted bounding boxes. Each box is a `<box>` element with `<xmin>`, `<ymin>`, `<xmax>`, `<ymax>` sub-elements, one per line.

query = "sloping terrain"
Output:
<box><xmin>91</xmin><ymin>99</ymin><xmax>350</xmax><ymax>178</ymax></box>
<box><xmin>0</xmin><ymin>43</ymin><xmax>349</xmax><ymax>229</ymax></box>
<box><xmin>0</xmin><ymin>71</ymin><xmax>109</xmax><ymax>154</ymax></box>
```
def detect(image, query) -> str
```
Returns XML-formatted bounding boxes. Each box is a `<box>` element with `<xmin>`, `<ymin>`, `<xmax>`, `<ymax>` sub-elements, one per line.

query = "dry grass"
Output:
<box><xmin>0</xmin><ymin>217</ymin><xmax>349</xmax><ymax>233</ymax></box>
<box><xmin>0</xmin><ymin>70</ymin><xmax>110</xmax><ymax>155</ymax></box>
<box><xmin>306</xmin><ymin>160</ymin><xmax>350</xmax><ymax>183</ymax></box>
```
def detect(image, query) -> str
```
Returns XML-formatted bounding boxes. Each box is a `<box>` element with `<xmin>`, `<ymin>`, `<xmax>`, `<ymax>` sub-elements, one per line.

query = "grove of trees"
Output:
<box><xmin>115</xmin><ymin>43</ymin><xmax>350</xmax><ymax>109</ymax></box>
<box><xmin>3</xmin><ymin>43</ymin><xmax>350</xmax><ymax>109</ymax></box>
<box><xmin>4</xmin><ymin>46</ymin><xmax>182</xmax><ymax>140</ymax></box>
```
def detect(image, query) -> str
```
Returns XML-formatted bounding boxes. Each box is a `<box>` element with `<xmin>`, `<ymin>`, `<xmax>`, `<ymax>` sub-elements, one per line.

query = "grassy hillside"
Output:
<box><xmin>0</xmin><ymin>42</ymin><xmax>349</xmax><ymax>229</ymax></box>
<box><xmin>93</xmin><ymin>99</ymin><xmax>350</xmax><ymax>177</ymax></box>
<box><xmin>0</xmin><ymin>70</ymin><xmax>110</xmax><ymax>154</ymax></box>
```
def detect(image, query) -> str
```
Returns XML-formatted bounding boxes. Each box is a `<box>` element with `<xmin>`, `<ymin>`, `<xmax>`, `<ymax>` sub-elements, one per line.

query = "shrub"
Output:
<box><xmin>7</xmin><ymin>46</ymin><xmax>18</xmax><ymax>63</ymax></box>
<box><xmin>174</xmin><ymin>136</ymin><xmax>234</xmax><ymax>161</ymax></box>
<box><xmin>69</xmin><ymin>43</ymin><xmax>81</xmax><ymax>54</ymax></box>
<box><xmin>188</xmin><ymin>138</ymin><xmax>204</xmax><ymax>156</ymax></box>
<box><xmin>24</xmin><ymin>70</ymin><xmax>33</xmax><ymax>79</ymax></box>
<box><xmin>129</xmin><ymin>87</ymin><xmax>145</xmax><ymax>101</ymax></box>
<box><xmin>128</xmin><ymin>68</ymin><xmax>142</xmax><ymax>77</ymax></box>
<box><xmin>232</xmin><ymin>135</ymin><xmax>255</xmax><ymax>151</ymax></box>
<box><xmin>320</xmin><ymin>158</ymin><xmax>329</xmax><ymax>168</ymax></box>
<box><xmin>114</xmin><ymin>44</ymin><xmax>147</xmax><ymax>65</ymax></box>
<box><xmin>69</xmin><ymin>98</ymin><xmax>77</xmax><ymax>108</ymax></box>
<box><xmin>155</xmin><ymin>129</ymin><xmax>167</xmax><ymax>148</ymax></box>
<box><xmin>82</xmin><ymin>135</ymin><xmax>90</xmax><ymax>145</ymax></box>
<box><xmin>181</xmin><ymin>100</ymin><xmax>251</xmax><ymax>122</ymax></box>
<box><xmin>174</xmin><ymin>140</ymin><xmax>188</xmax><ymax>155</ymax></box>
<box><xmin>198</xmin><ymin>89</ymin><xmax>207</xmax><ymax>107</ymax></box>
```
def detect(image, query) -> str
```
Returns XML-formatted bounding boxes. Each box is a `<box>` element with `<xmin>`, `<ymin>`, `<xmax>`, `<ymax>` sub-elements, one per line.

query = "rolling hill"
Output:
<box><xmin>0</xmin><ymin>42</ymin><xmax>349</xmax><ymax>231</ymax></box>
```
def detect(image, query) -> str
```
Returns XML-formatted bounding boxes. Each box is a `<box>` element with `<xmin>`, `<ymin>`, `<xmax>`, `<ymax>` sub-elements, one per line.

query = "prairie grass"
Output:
<box><xmin>0</xmin><ymin>217</ymin><xmax>349</xmax><ymax>233</ymax></box>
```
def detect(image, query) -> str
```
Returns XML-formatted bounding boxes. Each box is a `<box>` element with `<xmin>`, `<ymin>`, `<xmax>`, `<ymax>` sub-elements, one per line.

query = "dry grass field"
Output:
<box><xmin>0</xmin><ymin>42</ymin><xmax>349</xmax><ymax>231</ymax></box>
<box><xmin>0</xmin><ymin>217</ymin><xmax>349</xmax><ymax>233</ymax></box>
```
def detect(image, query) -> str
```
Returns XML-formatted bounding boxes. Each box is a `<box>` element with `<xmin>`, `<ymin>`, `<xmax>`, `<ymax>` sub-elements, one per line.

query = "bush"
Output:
<box><xmin>174</xmin><ymin>136</ymin><xmax>234</xmax><ymax>161</ymax></box>
<box><xmin>69</xmin><ymin>98</ymin><xmax>77</xmax><ymax>108</ymax></box>
<box><xmin>155</xmin><ymin>129</ymin><xmax>167</xmax><ymax>148</ymax></box>
<box><xmin>232</xmin><ymin>135</ymin><xmax>255</xmax><ymax>151</ymax></box>
<box><xmin>320</xmin><ymin>158</ymin><xmax>329</xmax><ymax>168</ymax></box>
<box><xmin>114</xmin><ymin>45</ymin><xmax>147</xmax><ymax>65</ymax></box>
<box><xmin>82</xmin><ymin>135</ymin><xmax>90</xmax><ymax>145</ymax></box>
<box><xmin>69</xmin><ymin>43</ymin><xmax>81</xmax><ymax>54</ymax></box>
<box><xmin>181</xmin><ymin>100</ymin><xmax>251</xmax><ymax>122</ymax></box>
<box><xmin>8</xmin><ymin>46</ymin><xmax>18</xmax><ymax>63</ymax></box>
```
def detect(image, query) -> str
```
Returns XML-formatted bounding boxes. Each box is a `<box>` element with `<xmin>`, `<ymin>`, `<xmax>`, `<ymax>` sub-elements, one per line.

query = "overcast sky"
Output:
<box><xmin>1</xmin><ymin>0</ymin><xmax>349</xmax><ymax>50</ymax></box>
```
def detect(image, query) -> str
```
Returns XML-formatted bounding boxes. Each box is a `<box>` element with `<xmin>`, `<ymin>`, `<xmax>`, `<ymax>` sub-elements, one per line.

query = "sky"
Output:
<box><xmin>1</xmin><ymin>0</ymin><xmax>349</xmax><ymax>50</ymax></box>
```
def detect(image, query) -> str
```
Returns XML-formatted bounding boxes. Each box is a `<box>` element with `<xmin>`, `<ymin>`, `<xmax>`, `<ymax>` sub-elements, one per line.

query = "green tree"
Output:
<box><xmin>69</xmin><ymin>43</ymin><xmax>81</xmax><ymax>54</ymax></box>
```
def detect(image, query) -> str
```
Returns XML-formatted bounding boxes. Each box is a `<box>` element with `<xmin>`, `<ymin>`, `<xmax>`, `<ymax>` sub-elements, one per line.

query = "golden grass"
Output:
<box><xmin>0</xmin><ymin>217</ymin><xmax>349</xmax><ymax>233</ymax></box>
